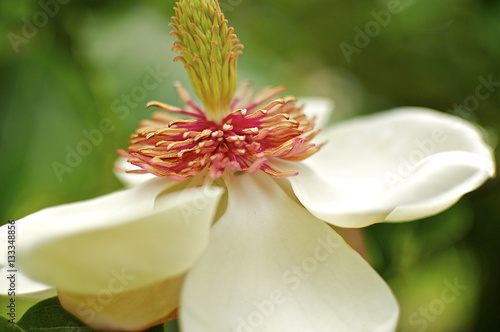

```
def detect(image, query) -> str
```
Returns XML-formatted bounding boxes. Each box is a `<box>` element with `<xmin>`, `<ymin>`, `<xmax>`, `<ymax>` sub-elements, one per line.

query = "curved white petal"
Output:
<box><xmin>113</xmin><ymin>157</ymin><xmax>157</xmax><ymax>187</ymax></box>
<box><xmin>0</xmin><ymin>223</ymin><xmax>55</xmax><ymax>299</ymax></box>
<box><xmin>1</xmin><ymin>178</ymin><xmax>224</xmax><ymax>294</ymax></box>
<box><xmin>298</xmin><ymin>97</ymin><xmax>334</xmax><ymax>130</ymax></box>
<box><xmin>288</xmin><ymin>108</ymin><xmax>495</xmax><ymax>227</ymax></box>
<box><xmin>0</xmin><ymin>265</ymin><xmax>56</xmax><ymax>299</ymax></box>
<box><xmin>181</xmin><ymin>173</ymin><xmax>398</xmax><ymax>332</ymax></box>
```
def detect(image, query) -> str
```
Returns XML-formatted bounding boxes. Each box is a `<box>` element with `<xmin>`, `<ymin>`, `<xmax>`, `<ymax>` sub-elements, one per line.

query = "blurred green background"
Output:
<box><xmin>0</xmin><ymin>0</ymin><xmax>499</xmax><ymax>331</ymax></box>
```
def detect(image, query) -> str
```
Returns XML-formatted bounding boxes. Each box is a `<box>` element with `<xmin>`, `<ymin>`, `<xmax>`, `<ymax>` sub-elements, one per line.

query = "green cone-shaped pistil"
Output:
<box><xmin>170</xmin><ymin>0</ymin><xmax>243</xmax><ymax>123</ymax></box>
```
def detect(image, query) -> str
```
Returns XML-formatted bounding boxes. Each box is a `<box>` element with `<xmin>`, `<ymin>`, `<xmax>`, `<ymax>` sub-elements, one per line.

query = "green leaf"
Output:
<box><xmin>0</xmin><ymin>315</ymin><xmax>26</xmax><ymax>332</ymax></box>
<box><xmin>145</xmin><ymin>323</ymin><xmax>167</xmax><ymax>332</ymax></box>
<box><xmin>163</xmin><ymin>320</ymin><xmax>180</xmax><ymax>332</ymax></box>
<box><xmin>16</xmin><ymin>297</ymin><xmax>94</xmax><ymax>332</ymax></box>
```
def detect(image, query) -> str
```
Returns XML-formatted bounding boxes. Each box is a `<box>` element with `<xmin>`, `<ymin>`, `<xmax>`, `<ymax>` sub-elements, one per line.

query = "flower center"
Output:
<box><xmin>118</xmin><ymin>0</ymin><xmax>323</xmax><ymax>180</ymax></box>
<box><xmin>119</xmin><ymin>83</ymin><xmax>322</xmax><ymax>181</ymax></box>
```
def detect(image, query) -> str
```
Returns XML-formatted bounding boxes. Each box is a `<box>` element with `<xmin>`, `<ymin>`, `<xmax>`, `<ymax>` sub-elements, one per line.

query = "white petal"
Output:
<box><xmin>1</xmin><ymin>178</ymin><xmax>224</xmax><ymax>294</ymax></box>
<box><xmin>0</xmin><ymin>222</ymin><xmax>55</xmax><ymax>299</ymax></box>
<box><xmin>0</xmin><ymin>266</ymin><xmax>56</xmax><ymax>299</ymax></box>
<box><xmin>288</xmin><ymin>108</ymin><xmax>495</xmax><ymax>227</ymax></box>
<box><xmin>298</xmin><ymin>97</ymin><xmax>334</xmax><ymax>130</ymax></box>
<box><xmin>181</xmin><ymin>173</ymin><xmax>398</xmax><ymax>332</ymax></box>
<box><xmin>113</xmin><ymin>157</ymin><xmax>157</xmax><ymax>187</ymax></box>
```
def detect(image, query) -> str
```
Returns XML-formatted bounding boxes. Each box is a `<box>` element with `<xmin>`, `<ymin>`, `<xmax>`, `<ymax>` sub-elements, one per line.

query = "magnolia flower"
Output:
<box><xmin>0</xmin><ymin>1</ymin><xmax>495</xmax><ymax>332</ymax></box>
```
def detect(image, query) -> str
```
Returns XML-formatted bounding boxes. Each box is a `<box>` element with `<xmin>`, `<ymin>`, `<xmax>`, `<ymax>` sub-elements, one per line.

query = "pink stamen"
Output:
<box><xmin>120</xmin><ymin>83</ymin><xmax>321</xmax><ymax>181</ymax></box>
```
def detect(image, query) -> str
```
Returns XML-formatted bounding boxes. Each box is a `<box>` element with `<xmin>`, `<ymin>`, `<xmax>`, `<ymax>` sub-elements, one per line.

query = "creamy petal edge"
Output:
<box><xmin>285</xmin><ymin>108</ymin><xmax>495</xmax><ymax>228</ymax></box>
<box><xmin>59</xmin><ymin>275</ymin><xmax>184</xmax><ymax>331</ymax></box>
<box><xmin>181</xmin><ymin>172</ymin><xmax>398</xmax><ymax>332</ymax></box>
<box><xmin>0</xmin><ymin>178</ymin><xmax>224</xmax><ymax>294</ymax></box>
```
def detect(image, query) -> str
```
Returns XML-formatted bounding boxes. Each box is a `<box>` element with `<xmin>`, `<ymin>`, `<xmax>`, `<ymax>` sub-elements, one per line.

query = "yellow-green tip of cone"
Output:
<box><xmin>170</xmin><ymin>0</ymin><xmax>243</xmax><ymax>123</ymax></box>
